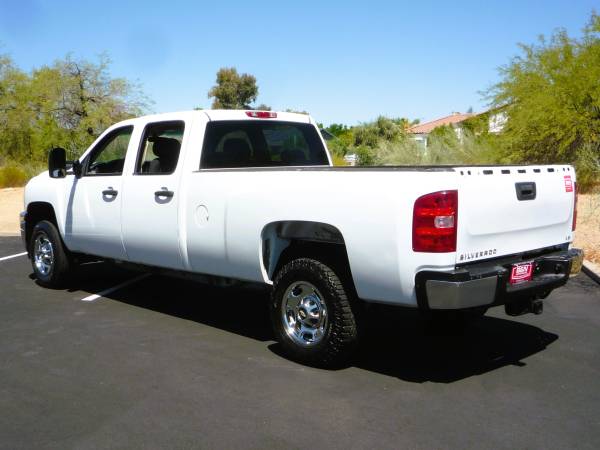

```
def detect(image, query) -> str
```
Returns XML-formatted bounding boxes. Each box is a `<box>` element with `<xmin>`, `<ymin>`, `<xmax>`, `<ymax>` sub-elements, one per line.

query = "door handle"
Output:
<box><xmin>515</xmin><ymin>182</ymin><xmax>536</xmax><ymax>201</ymax></box>
<box><xmin>154</xmin><ymin>189</ymin><xmax>174</xmax><ymax>198</ymax></box>
<box><xmin>102</xmin><ymin>188</ymin><xmax>118</xmax><ymax>197</ymax></box>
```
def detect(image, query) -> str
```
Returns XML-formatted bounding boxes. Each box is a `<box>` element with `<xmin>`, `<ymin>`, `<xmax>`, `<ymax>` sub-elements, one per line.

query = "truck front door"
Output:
<box><xmin>64</xmin><ymin>126</ymin><xmax>133</xmax><ymax>260</ymax></box>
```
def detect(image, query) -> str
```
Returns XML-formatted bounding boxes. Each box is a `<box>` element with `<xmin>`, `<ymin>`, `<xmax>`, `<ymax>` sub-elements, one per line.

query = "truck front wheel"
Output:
<box><xmin>270</xmin><ymin>258</ymin><xmax>360</xmax><ymax>367</ymax></box>
<box><xmin>29</xmin><ymin>220</ymin><xmax>72</xmax><ymax>288</ymax></box>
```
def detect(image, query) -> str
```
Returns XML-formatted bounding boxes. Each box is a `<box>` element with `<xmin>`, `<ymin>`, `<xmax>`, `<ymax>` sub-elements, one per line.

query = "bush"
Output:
<box><xmin>353</xmin><ymin>116</ymin><xmax>405</xmax><ymax>148</ymax></box>
<box><xmin>0</xmin><ymin>164</ymin><xmax>28</xmax><ymax>187</ymax></box>
<box><xmin>370</xmin><ymin>128</ymin><xmax>504</xmax><ymax>167</ymax></box>
<box><xmin>355</xmin><ymin>145</ymin><xmax>377</xmax><ymax>165</ymax></box>
<box><xmin>574</xmin><ymin>143</ymin><xmax>600</xmax><ymax>192</ymax></box>
<box><xmin>331</xmin><ymin>153</ymin><xmax>348</xmax><ymax>166</ymax></box>
<box><xmin>374</xmin><ymin>139</ymin><xmax>424</xmax><ymax>165</ymax></box>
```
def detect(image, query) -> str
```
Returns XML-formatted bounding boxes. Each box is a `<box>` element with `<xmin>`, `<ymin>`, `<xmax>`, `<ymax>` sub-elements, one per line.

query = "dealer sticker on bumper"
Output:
<box><xmin>510</xmin><ymin>262</ymin><xmax>534</xmax><ymax>284</ymax></box>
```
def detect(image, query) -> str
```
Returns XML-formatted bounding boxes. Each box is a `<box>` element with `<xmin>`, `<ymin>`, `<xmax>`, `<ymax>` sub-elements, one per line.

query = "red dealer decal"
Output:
<box><xmin>510</xmin><ymin>262</ymin><xmax>533</xmax><ymax>284</ymax></box>
<box><xmin>564</xmin><ymin>175</ymin><xmax>573</xmax><ymax>192</ymax></box>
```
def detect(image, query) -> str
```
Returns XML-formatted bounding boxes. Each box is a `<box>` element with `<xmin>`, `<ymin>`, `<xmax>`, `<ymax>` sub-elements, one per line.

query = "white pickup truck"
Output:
<box><xmin>21</xmin><ymin>110</ymin><xmax>583</xmax><ymax>366</ymax></box>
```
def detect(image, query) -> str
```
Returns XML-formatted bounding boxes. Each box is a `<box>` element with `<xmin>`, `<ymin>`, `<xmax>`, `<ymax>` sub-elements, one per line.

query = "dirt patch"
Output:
<box><xmin>574</xmin><ymin>192</ymin><xmax>600</xmax><ymax>264</ymax></box>
<box><xmin>0</xmin><ymin>187</ymin><xmax>23</xmax><ymax>235</ymax></box>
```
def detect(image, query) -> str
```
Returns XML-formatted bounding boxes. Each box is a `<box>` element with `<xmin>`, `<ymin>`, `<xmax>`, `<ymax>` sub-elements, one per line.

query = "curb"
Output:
<box><xmin>583</xmin><ymin>260</ymin><xmax>600</xmax><ymax>285</ymax></box>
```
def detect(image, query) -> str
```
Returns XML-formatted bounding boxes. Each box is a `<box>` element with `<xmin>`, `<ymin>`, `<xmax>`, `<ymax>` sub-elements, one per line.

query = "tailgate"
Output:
<box><xmin>455</xmin><ymin>165</ymin><xmax>576</xmax><ymax>264</ymax></box>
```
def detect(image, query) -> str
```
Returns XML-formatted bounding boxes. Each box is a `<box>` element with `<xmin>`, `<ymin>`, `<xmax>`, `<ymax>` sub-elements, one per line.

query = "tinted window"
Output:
<box><xmin>86</xmin><ymin>126</ymin><xmax>133</xmax><ymax>175</ymax></box>
<box><xmin>135</xmin><ymin>121</ymin><xmax>184</xmax><ymax>175</ymax></box>
<box><xmin>200</xmin><ymin>121</ymin><xmax>329</xmax><ymax>169</ymax></box>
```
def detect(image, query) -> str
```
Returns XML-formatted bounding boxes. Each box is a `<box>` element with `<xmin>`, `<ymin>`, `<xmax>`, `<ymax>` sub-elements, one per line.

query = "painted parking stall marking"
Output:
<box><xmin>81</xmin><ymin>273</ymin><xmax>151</xmax><ymax>302</ymax></box>
<box><xmin>0</xmin><ymin>252</ymin><xmax>27</xmax><ymax>262</ymax></box>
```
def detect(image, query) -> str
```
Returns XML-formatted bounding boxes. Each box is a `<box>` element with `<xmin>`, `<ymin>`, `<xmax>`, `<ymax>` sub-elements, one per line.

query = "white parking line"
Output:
<box><xmin>81</xmin><ymin>273</ymin><xmax>150</xmax><ymax>302</ymax></box>
<box><xmin>0</xmin><ymin>252</ymin><xmax>27</xmax><ymax>262</ymax></box>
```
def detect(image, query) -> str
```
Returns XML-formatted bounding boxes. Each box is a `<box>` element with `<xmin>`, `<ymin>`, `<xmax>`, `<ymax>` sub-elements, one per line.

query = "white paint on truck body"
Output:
<box><xmin>23</xmin><ymin>110</ymin><xmax>577</xmax><ymax>307</ymax></box>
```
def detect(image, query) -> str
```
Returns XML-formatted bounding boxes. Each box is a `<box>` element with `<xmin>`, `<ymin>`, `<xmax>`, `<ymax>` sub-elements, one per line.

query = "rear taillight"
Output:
<box><xmin>572</xmin><ymin>182</ymin><xmax>578</xmax><ymax>231</ymax></box>
<box><xmin>246</xmin><ymin>111</ymin><xmax>277</xmax><ymax>118</ymax></box>
<box><xmin>412</xmin><ymin>190</ymin><xmax>458</xmax><ymax>252</ymax></box>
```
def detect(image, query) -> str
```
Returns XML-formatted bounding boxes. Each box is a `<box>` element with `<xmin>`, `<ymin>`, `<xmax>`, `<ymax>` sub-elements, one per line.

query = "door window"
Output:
<box><xmin>85</xmin><ymin>126</ymin><xmax>133</xmax><ymax>176</ymax></box>
<box><xmin>135</xmin><ymin>121</ymin><xmax>184</xmax><ymax>175</ymax></box>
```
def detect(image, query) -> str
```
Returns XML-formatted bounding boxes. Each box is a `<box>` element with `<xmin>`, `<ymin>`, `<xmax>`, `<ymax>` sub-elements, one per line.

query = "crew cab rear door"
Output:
<box><xmin>455</xmin><ymin>165</ymin><xmax>576</xmax><ymax>264</ymax></box>
<box><xmin>121</xmin><ymin>120</ymin><xmax>186</xmax><ymax>270</ymax></box>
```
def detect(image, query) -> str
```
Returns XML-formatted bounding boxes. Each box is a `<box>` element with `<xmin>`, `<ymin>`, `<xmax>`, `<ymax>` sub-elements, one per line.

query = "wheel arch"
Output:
<box><xmin>260</xmin><ymin>220</ymin><xmax>353</xmax><ymax>284</ymax></box>
<box><xmin>25</xmin><ymin>202</ymin><xmax>58</xmax><ymax>249</ymax></box>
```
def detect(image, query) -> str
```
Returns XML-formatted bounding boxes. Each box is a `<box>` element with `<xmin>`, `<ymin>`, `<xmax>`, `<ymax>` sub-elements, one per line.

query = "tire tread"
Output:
<box><xmin>271</xmin><ymin>257</ymin><xmax>359</xmax><ymax>367</ymax></box>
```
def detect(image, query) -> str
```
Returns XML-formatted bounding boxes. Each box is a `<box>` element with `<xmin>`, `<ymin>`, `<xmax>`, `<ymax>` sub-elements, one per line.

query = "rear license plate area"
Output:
<box><xmin>510</xmin><ymin>261</ymin><xmax>534</xmax><ymax>284</ymax></box>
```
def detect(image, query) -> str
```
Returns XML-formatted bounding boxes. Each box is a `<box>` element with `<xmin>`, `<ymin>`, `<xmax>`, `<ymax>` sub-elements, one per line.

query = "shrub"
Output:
<box><xmin>574</xmin><ymin>143</ymin><xmax>600</xmax><ymax>193</ymax></box>
<box><xmin>374</xmin><ymin>139</ymin><xmax>424</xmax><ymax>165</ymax></box>
<box><xmin>331</xmin><ymin>153</ymin><xmax>348</xmax><ymax>166</ymax></box>
<box><xmin>0</xmin><ymin>164</ymin><xmax>28</xmax><ymax>188</ymax></box>
<box><xmin>355</xmin><ymin>145</ymin><xmax>377</xmax><ymax>165</ymax></box>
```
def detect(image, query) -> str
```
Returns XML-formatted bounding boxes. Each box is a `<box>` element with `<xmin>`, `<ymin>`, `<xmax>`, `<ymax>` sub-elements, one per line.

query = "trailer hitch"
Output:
<box><xmin>505</xmin><ymin>297</ymin><xmax>544</xmax><ymax>316</ymax></box>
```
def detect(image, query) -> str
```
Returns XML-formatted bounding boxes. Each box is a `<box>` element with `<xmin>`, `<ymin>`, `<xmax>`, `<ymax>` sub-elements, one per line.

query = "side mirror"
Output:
<box><xmin>48</xmin><ymin>148</ymin><xmax>67</xmax><ymax>179</ymax></box>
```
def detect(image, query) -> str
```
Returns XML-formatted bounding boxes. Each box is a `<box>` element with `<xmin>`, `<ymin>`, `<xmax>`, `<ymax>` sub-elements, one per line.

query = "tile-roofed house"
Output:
<box><xmin>409</xmin><ymin>112</ymin><xmax>475</xmax><ymax>134</ymax></box>
<box><xmin>409</xmin><ymin>109</ymin><xmax>507</xmax><ymax>147</ymax></box>
<box><xmin>408</xmin><ymin>112</ymin><xmax>476</xmax><ymax>147</ymax></box>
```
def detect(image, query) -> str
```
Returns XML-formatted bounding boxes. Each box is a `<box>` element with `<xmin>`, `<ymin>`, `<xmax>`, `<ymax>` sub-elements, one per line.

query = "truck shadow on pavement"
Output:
<box><xmin>350</xmin><ymin>305</ymin><xmax>558</xmax><ymax>383</ymax></box>
<box><xmin>72</xmin><ymin>265</ymin><xmax>559</xmax><ymax>384</ymax></box>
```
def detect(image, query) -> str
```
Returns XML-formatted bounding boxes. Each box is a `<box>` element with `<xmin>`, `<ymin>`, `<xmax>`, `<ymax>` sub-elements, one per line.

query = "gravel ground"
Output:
<box><xmin>574</xmin><ymin>192</ymin><xmax>600</xmax><ymax>264</ymax></box>
<box><xmin>0</xmin><ymin>187</ymin><xmax>23</xmax><ymax>236</ymax></box>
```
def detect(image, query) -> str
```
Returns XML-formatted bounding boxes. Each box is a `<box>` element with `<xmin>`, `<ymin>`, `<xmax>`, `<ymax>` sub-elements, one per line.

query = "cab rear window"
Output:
<box><xmin>200</xmin><ymin>121</ymin><xmax>329</xmax><ymax>169</ymax></box>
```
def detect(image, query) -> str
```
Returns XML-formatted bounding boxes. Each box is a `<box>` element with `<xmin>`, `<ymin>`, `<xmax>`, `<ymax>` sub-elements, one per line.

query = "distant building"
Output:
<box><xmin>343</xmin><ymin>153</ymin><xmax>358</xmax><ymax>166</ymax></box>
<box><xmin>408</xmin><ymin>112</ymin><xmax>476</xmax><ymax>148</ymax></box>
<box><xmin>409</xmin><ymin>109</ymin><xmax>507</xmax><ymax>147</ymax></box>
<box><xmin>488</xmin><ymin>110</ymin><xmax>508</xmax><ymax>133</ymax></box>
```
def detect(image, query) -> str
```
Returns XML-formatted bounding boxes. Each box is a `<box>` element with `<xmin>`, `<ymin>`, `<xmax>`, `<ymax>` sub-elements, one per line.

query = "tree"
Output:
<box><xmin>0</xmin><ymin>55</ymin><xmax>34</xmax><ymax>162</ymax></box>
<box><xmin>208</xmin><ymin>67</ymin><xmax>258</xmax><ymax>109</ymax></box>
<box><xmin>326</xmin><ymin>123</ymin><xmax>349</xmax><ymax>137</ymax></box>
<box><xmin>0</xmin><ymin>53</ymin><xmax>148</xmax><ymax>165</ymax></box>
<box><xmin>488</xmin><ymin>12</ymin><xmax>600</xmax><ymax>189</ymax></box>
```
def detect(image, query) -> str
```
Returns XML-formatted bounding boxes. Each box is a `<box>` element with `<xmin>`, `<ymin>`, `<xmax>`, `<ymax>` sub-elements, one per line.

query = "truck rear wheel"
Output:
<box><xmin>29</xmin><ymin>220</ymin><xmax>72</xmax><ymax>288</ymax></box>
<box><xmin>270</xmin><ymin>258</ymin><xmax>359</xmax><ymax>367</ymax></box>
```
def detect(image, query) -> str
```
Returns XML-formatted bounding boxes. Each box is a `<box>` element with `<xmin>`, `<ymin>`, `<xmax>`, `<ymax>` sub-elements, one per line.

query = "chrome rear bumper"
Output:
<box><xmin>416</xmin><ymin>247</ymin><xmax>584</xmax><ymax>310</ymax></box>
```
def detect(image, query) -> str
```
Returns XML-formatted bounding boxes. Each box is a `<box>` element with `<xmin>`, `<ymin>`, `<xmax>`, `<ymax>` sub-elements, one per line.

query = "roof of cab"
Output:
<box><xmin>117</xmin><ymin>110</ymin><xmax>313</xmax><ymax>127</ymax></box>
<box><xmin>203</xmin><ymin>109</ymin><xmax>312</xmax><ymax>123</ymax></box>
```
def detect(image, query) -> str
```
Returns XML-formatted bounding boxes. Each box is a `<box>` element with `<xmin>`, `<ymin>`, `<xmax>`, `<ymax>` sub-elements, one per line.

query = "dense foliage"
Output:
<box><xmin>489</xmin><ymin>13</ymin><xmax>600</xmax><ymax>188</ymax></box>
<box><xmin>0</xmin><ymin>53</ymin><xmax>146</xmax><ymax>181</ymax></box>
<box><xmin>324</xmin><ymin>117</ymin><xmax>501</xmax><ymax>167</ymax></box>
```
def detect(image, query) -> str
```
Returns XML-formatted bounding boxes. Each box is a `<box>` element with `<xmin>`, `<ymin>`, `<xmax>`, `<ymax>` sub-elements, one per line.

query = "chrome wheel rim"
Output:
<box><xmin>282</xmin><ymin>281</ymin><xmax>328</xmax><ymax>347</ymax></box>
<box><xmin>33</xmin><ymin>233</ymin><xmax>54</xmax><ymax>276</ymax></box>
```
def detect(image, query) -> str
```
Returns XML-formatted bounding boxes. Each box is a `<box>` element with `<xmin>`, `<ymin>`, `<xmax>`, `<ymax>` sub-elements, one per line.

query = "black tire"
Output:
<box><xmin>29</xmin><ymin>220</ymin><xmax>72</xmax><ymax>288</ymax></box>
<box><xmin>270</xmin><ymin>258</ymin><xmax>360</xmax><ymax>367</ymax></box>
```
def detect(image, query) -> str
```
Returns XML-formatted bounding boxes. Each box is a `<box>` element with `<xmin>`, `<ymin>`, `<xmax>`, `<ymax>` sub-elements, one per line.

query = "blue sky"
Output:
<box><xmin>0</xmin><ymin>0</ymin><xmax>597</xmax><ymax>125</ymax></box>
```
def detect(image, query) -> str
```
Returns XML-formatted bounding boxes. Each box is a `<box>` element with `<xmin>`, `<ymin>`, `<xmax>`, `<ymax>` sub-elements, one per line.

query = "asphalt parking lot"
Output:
<box><xmin>1</xmin><ymin>236</ymin><xmax>599</xmax><ymax>449</ymax></box>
